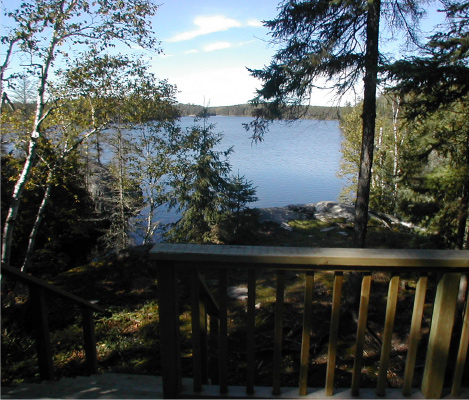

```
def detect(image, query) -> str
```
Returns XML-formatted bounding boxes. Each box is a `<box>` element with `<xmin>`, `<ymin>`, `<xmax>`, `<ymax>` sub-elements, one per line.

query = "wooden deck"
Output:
<box><xmin>2</xmin><ymin>374</ymin><xmax>468</xmax><ymax>399</ymax></box>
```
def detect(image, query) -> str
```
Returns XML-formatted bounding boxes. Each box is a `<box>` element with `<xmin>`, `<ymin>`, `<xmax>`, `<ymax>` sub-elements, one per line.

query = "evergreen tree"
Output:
<box><xmin>166</xmin><ymin>115</ymin><xmax>258</xmax><ymax>244</ymax></box>
<box><xmin>166</xmin><ymin>117</ymin><xmax>234</xmax><ymax>243</ymax></box>
<box><xmin>245</xmin><ymin>0</ymin><xmax>425</xmax><ymax>247</ymax></box>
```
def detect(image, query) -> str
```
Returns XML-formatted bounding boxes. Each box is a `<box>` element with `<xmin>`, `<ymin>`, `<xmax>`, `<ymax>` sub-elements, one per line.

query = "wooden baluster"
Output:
<box><xmin>451</xmin><ymin>286</ymin><xmax>469</xmax><ymax>397</ymax></box>
<box><xmin>402</xmin><ymin>273</ymin><xmax>428</xmax><ymax>396</ymax></box>
<box><xmin>299</xmin><ymin>271</ymin><xmax>314</xmax><ymax>396</ymax></box>
<box><xmin>325</xmin><ymin>271</ymin><xmax>343</xmax><ymax>396</ymax></box>
<box><xmin>422</xmin><ymin>273</ymin><xmax>461</xmax><ymax>398</ymax></box>
<box><xmin>190</xmin><ymin>268</ymin><xmax>203</xmax><ymax>392</ymax></box>
<box><xmin>29</xmin><ymin>285</ymin><xmax>54</xmax><ymax>381</ymax></box>
<box><xmin>200</xmin><ymin>294</ymin><xmax>208</xmax><ymax>385</ymax></box>
<box><xmin>158</xmin><ymin>261</ymin><xmax>181</xmax><ymax>398</ymax></box>
<box><xmin>351</xmin><ymin>272</ymin><xmax>372</xmax><ymax>396</ymax></box>
<box><xmin>219</xmin><ymin>269</ymin><xmax>228</xmax><ymax>394</ymax></box>
<box><xmin>246</xmin><ymin>268</ymin><xmax>256</xmax><ymax>395</ymax></box>
<box><xmin>209</xmin><ymin>314</ymin><xmax>220</xmax><ymax>385</ymax></box>
<box><xmin>272</xmin><ymin>270</ymin><xmax>285</xmax><ymax>395</ymax></box>
<box><xmin>377</xmin><ymin>273</ymin><xmax>400</xmax><ymax>396</ymax></box>
<box><xmin>81</xmin><ymin>307</ymin><xmax>98</xmax><ymax>375</ymax></box>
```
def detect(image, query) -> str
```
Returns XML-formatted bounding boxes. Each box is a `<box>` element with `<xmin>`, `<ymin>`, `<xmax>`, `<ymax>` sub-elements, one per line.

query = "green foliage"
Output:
<box><xmin>166</xmin><ymin>116</ymin><xmax>258</xmax><ymax>244</ymax></box>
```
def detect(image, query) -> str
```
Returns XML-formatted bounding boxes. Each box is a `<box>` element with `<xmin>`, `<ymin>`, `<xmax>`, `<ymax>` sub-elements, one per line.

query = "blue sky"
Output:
<box><xmin>1</xmin><ymin>0</ymin><xmax>446</xmax><ymax>107</ymax></box>
<box><xmin>146</xmin><ymin>0</ymin><xmax>445</xmax><ymax>107</ymax></box>
<box><xmin>147</xmin><ymin>1</ymin><xmax>281</xmax><ymax>107</ymax></box>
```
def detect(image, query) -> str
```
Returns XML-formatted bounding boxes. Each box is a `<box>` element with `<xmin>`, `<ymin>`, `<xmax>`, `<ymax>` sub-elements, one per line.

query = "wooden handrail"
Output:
<box><xmin>1</xmin><ymin>263</ymin><xmax>110</xmax><ymax>380</ymax></box>
<box><xmin>150</xmin><ymin>243</ymin><xmax>468</xmax><ymax>269</ymax></box>
<box><xmin>151</xmin><ymin>244</ymin><xmax>469</xmax><ymax>399</ymax></box>
<box><xmin>1</xmin><ymin>263</ymin><xmax>109</xmax><ymax>315</ymax></box>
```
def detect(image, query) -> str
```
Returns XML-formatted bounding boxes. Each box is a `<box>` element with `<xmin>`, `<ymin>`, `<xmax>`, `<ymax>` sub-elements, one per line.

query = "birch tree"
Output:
<box><xmin>1</xmin><ymin>0</ymin><xmax>161</xmax><ymax>266</ymax></box>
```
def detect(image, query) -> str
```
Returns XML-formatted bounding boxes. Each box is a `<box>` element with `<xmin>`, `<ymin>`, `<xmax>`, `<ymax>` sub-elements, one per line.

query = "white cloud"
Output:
<box><xmin>203</xmin><ymin>41</ymin><xmax>232</xmax><ymax>52</ymax></box>
<box><xmin>247</xmin><ymin>19</ymin><xmax>263</xmax><ymax>27</ymax></box>
<box><xmin>173</xmin><ymin>67</ymin><xmax>261</xmax><ymax>106</ymax></box>
<box><xmin>168</xmin><ymin>15</ymin><xmax>242</xmax><ymax>42</ymax></box>
<box><xmin>185</xmin><ymin>49</ymin><xmax>199</xmax><ymax>54</ymax></box>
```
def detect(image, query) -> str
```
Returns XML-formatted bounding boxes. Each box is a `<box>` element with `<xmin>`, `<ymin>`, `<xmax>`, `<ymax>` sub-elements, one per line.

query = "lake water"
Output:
<box><xmin>134</xmin><ymin>115</ymin><xmax>346</xmax><ymax>242</ymax></box>
<box><xmin>182</xmin><ymin>115</ymin><xmax>346</xmax><ymax>208</ymax></box>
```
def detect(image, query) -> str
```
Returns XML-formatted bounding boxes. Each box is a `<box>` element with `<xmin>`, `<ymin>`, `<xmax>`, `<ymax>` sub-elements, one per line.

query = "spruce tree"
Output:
<box><xmin>245</xmin><ymin>0</ymin><xmax>425</xmax><ymax>247</ymax></box>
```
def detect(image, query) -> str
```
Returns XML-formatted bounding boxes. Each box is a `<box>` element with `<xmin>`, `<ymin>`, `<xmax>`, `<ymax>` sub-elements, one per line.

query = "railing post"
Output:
<box><xmin>219</xmin><ymin>269</ymin><xmax>228</xmax><ymax>394</ymax></box>
<box><xmin>451</xmin><ymin>289</ymin><xmax>469</xmax><ymax>396</ymax></box>
<box><xmin>246</xmin><ymin>268</ymin><xmax>256</xmax><ymax>395</ymax></box>
<box><xmin>29</xmin><ymin>285</ymin><xmax>54</xmax><ymax>381</ymax></box>
<box><xmin>158</xmin><ymin>260</ymin><xmax>181</xmax><ymax>398</ymax></box>
<box><xmin>81</xmin><ymin>307</ymin><xmax>98</xmax><ymax>375</ymax></box>
<box><xmin>325</xmin><ymin>271</ymin><xmax>343</xmax><ymax>396</ymax></box>
<box><xmin>209</xmin><ymin>314</ymin><xmax>220</xmax><ymax>385</ymax></box>
<box><xmin>299</xmin><ymin>271</ymin><xmax>314</xmax><ymax>396</ymax></box>
<box><xmin>351</xmin><ymin>272</ymin><xmax>372</xmax><ymax>396</ymax></box>
<box><xmin>190</xmin><ymin>268</ymin><xmax>203</xmax><ymax>392</ymax></box>
<box><xmin>421</xmin><ymin>273</ymin><xmax>461</xmax><ymax>399</ymax></box>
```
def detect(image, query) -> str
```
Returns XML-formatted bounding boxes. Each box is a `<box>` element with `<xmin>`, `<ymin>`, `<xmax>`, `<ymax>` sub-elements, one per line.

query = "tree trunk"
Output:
<box><xmin>348</xmin><ymin>0</ymin><xmax>381</xmax><ymax>310</ymax></box>
<box><xmin>352</xmin><ymin>0</ymin><xmax>381</xmax><ymax>249</ymax></box>
<box><xmin>22</xmin><ymin>171</ymin><xmax>54</xmax><ymax>272</ymax></box>
<box><xmin>2</xmin><ymin>137</ymin><xmax>39</xmax><ymax>266</ymax></box>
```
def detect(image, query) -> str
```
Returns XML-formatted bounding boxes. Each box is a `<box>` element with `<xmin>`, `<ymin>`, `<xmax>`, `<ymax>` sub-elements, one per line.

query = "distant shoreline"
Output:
<box><xmin>177</xmin><ymin>103</ymin><xmax>348</xmax><ymax>121</ymax></box>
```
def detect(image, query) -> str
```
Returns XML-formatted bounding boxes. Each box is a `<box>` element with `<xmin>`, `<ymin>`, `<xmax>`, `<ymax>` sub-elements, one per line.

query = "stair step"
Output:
<box><xmin>1</xmin><ymin>373</ymin><xmax>164</xmax><ymax>399</ymax></box>
<box><xmin>2</xmin><ymin>374</ymin><xmax>467</xmax><ymax>399</ymax></box>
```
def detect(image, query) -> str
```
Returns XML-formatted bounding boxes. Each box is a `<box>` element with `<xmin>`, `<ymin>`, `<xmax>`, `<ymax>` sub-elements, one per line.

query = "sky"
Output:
<box><xmin>1</xmin><ymin>0</ymin><xmax>446</xmax><ymax>108</ymax></box>
<box><xmin>142</xmin><ymin>0</ymin><xmax>446</xmax><ymax>107</ymax></box>
<box><xmin>146</xmin><ymin>0</ymin><xmax>282</xmax><ymax>107</ymax></box>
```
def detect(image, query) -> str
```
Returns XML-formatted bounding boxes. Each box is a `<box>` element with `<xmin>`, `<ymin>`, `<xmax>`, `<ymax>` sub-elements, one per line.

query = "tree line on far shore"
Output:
<box><xmin>177</xmin><ymin>103</ymin><xmax>348</xmax><ymax>120</ymax></box>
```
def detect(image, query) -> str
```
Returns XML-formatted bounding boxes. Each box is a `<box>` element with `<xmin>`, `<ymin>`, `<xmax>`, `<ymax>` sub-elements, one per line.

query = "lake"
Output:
<box><xmin>182</xmin><ymin>115</ymin><xmax>346</xmax><ymax>208</ymax></box>
<box><xmin>135</xmin><ymin>115</ymin><xmax>347</xmax><ymax>241</ymax></box>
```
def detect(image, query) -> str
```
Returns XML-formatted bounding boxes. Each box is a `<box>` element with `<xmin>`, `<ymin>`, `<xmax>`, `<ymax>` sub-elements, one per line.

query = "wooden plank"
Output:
<box><xmin>325</xmin><ymin>271</ymin><xmax>343</xmax><ymax>396</ymax></box>
<box><xmin>402</xmin><ymin>273</ymin><xmax>428</xmax><ymax>396</ymax></box>
<box><xmin>81</xmin><ymin>307</ymin><xmax>98</xmax><ymax>375</ymax></box>
<box><xmin>451</xmin><ymin>285</ymin><xmax>469</xmax><ymax>396</ymax></box>
<box><xmin>299</xmin><ymin>271</ymin><xmax>314</xmax><ymax>396</ymax></box>
<box><xmin>158</xmin><ymin>261</ymin><xmax>181</xmax><ymax>398</ymax></box>
<box><xmin>149</xmin><ymin>244</ymin><xmax>469</xmax><ymax>269</ymax></box>
<box><xmin>421</xmin><ymin>273</ymin><xmax>461</xmax><ymax>399</ymax></box>
<box><xmin>377</xmin><ymin>273</ymin><xmax>400</xmax><ymax>396</ymax></box>
<box><xmin>246</xmin><ymin>269</ymin><xmax>256</xmax><ymax>395</ymax></box>
<box><xmin>190</xmin><ymin>268</ymin><xmax>202</xmax><ymax>392</ymax></box>
<box><xmin>30</xmin><ymin>285</ymin><xmax>54</xmax><ymax>381</ymax></box>
<box><xmin>272</xmin><ymin>270</ymin><xmax>285</xmax><ymax>395</ymax></box>
<box><xmin>200</xmin><ymin>295</ymin><xmax>208</xmax><ymax>384</ymax></box>
<box><xmin>209</xmin><ymin>315</ymin><xmax>220</xmax><ymax>385</ymax></box>
<box><xmin>219</xmin><ymin>269</ymin><xmax>228</xmax><ymax>394</ymax></box>
<box><xmin>351</xmin><ymin>273</ymin><xmax>372</xmax><ymax>396</ymax></box>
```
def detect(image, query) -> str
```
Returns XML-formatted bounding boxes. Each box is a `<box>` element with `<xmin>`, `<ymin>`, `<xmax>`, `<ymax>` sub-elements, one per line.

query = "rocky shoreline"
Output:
<box><xmin>258</xmin><ymin>200</ymin><xmax>356</xmax><ymax>228</ymax></box>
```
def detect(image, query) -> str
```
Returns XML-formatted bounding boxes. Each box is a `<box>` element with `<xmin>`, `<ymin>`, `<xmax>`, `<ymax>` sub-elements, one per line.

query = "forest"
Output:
<box><xmin>177</xmin><ymin>103</ymin><xmax>346</xmax><ymax>120</ymax></box>
<box><xmin>1</xmin><ymin>0</ymin><xmax>467</xmax><ymax>274</ymax></box>
<box><xmin>1</xmin><ymin>0</ymin><xmax>468</xmax><ymax>391</ymax></box>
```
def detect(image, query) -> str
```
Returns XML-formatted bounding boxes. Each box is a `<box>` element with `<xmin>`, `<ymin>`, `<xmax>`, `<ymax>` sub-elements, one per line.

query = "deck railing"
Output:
<box><xmin>1</xmin><ymin>263</ymin><xmax>109</xmax><ymax>381</ymax></box>
<box><xmin>150</xmin><ymin>244</ymin><xmax>469</xmax><ymax>399</ymax></box>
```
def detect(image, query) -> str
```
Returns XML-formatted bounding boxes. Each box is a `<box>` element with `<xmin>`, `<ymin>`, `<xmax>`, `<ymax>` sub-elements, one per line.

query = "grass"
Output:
<box><xmin>1</xmin><ymin>218</ymin><xmax>457</xmax><ymax>389</ymax></box>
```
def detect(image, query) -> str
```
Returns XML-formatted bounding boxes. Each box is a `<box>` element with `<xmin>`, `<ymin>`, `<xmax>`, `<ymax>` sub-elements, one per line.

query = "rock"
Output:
<box><xmin>281</xmin><ymin>222</ymin><xmax>293</xmax><ymax>231</ymax></box>
<box><xmin>258</xmin><ymin>207</ymin><xmax>303</xmax><ymax>224</ymax></box>
<box><xmin>314</xmin><ymin>201</ymin><xmax>355</xmax><ymax>222</ymax></box>
<box><xmin>320</xmin><ymin>226</ymin><xmax>336</xmax><ymax>233</ymax></box>
<box><xmin>228</xmin><ymin>286</ymin><xmax>248</xmax><ymax>300</ymax></box>
<box><xmin>258</xmin><ymin>201</ymin><xmax>356</xmax><ymax>226</ymax></box>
